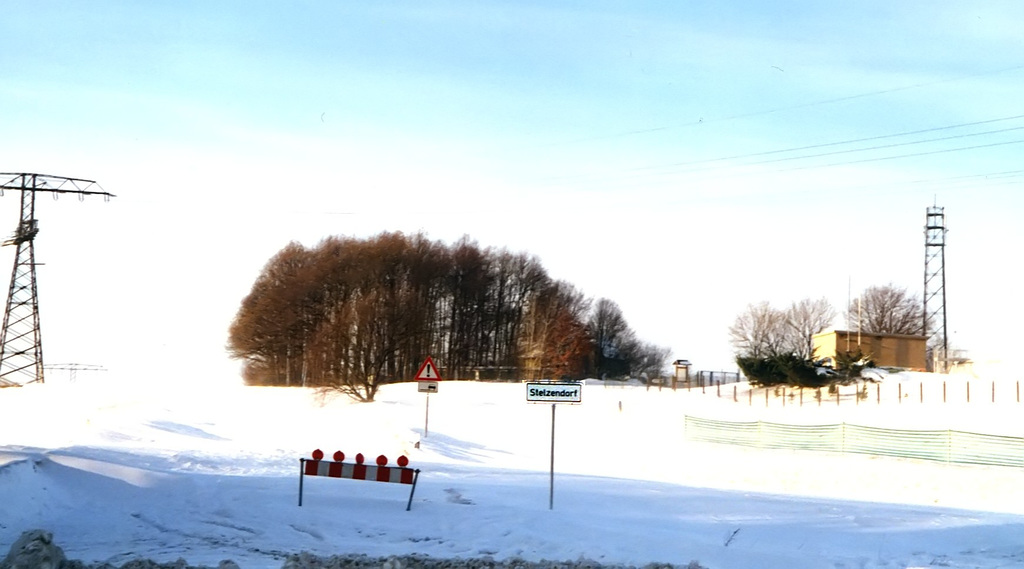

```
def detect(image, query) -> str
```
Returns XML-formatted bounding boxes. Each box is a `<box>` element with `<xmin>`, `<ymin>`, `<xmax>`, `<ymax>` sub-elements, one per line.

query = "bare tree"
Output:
<box><xmin>587</xmin><ymin>298</ymin><xmax>635</xmax><ymax>378</ymax></box>
<box><xmin>520</xmin><ymin>280</ymin><xmax>592</xmax><ymax>379</ymax></box>
<box><xmin>228</xmin><ymin>241</ymin><xmax>322</xmax><ymax>386</ymax></box>
<box><xmin>231</xmin><ymin>231</ymin><xmax>670</xmax><ymax>394</ymax></box>
<box><xmin>848</xmin><ymin>284</ymin><xmax>925</xmax><ymax>335</ymax></box>
<box><xmin>785</xmin><ymin>297</ymin><xmax>836</xmax><ymax>359</ymax></box>
<box><xmin>631</xmin><ymin>341</ymin><xmax>671</xmax><ymax>380</ymax></box>
<box><xmin>729</xmin><ymin>301</ymin><xmax>789</xmax><ymax>358</ymax></box>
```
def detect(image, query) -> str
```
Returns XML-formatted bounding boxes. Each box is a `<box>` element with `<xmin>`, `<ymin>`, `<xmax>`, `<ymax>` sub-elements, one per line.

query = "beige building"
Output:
<box><xmin>812</xmin><ymin>329</ymin><xmax>927</xmax><ymax>371</ymax></box>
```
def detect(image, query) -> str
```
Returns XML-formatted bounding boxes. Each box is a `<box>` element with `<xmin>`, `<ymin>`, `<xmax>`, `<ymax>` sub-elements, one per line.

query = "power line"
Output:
<box><xmin>703</xmin><ymin>169</ymin><xmax>1024</xmax><ymax>201</ymax></box>
<box><xmin>639</xmin><ymin>113</ymin><xmax>1024</xmax><ymax>171</ymax></box>
<box><xmin>531</xmin><ymin>112</ymin><xmax>1024</xmax><ymax>191</ymax></box>
<box><xmin>534</xmin><ymin>113</ymin><xmax>1024</xmax><ymax>193</ymax></box>
<box><xmin>783</xmin><ymin>138</ymin><xmax>1024</xmax><ymax>173</ymax></box>
<box><xmin>526</xmin><ymin>65</ymin><xmax>1024</xmax><ymax>149</ymax></box>
<box><xmin>652</xmin><ymin>125</ymin><xmax>1024</xmax><ymax>177</ymax></box>
<box><xmin>648</xmin><ymin>138</ymin><xmax>1024</xmax><ymax>188</ymax></box>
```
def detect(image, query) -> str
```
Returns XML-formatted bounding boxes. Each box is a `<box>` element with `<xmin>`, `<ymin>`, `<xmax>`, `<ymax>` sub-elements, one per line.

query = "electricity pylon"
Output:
<box><xmin>924</xmin><ymin>205</ymin><xmax>948</xmax><ymax>373</ymax></box>
<box><xmin>0</xmin><ymin>173</ymin><xmax>114</xmax><ymax>387</ymax></box>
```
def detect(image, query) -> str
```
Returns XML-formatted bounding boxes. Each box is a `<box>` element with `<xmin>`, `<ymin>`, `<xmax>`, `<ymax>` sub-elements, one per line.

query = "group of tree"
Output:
<box><xmin>228</xmin><ymin>232</ymin><xmax>669</xmax><ymax>401</ymax></box>
<box><xmin>730</xmin><ymin>284</ymin><xmax>925</xmax><ymax>387</ymax></box>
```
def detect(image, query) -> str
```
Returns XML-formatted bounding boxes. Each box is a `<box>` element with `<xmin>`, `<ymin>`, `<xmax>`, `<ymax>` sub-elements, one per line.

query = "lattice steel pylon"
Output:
<box><xmin>0</xmin><ymin>173</ymin><xmax>113</xmax><ymax>387</ymax></box>
<box><xmin>923</xmin><ymin>205</ymin><xmax>948</xmax><ymax>373</ymax></box>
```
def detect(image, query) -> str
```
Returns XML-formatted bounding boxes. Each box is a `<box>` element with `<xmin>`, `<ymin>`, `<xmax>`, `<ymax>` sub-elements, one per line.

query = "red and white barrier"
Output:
<box><xmin>298</xmin><ymin>450</ymin><xmax>421</xmax><ymax>511</ymax></box>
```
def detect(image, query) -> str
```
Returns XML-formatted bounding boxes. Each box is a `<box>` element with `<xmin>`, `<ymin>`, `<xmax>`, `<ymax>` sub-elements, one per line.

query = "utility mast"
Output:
<box><xmin>923</xmin><ymin>204</ymin><xmax>948</xmax><ymax>373</ymax></box>
<box><xmin>0</xmin><ymin>173</ymin><xmax>114</xmax><ymax>387</ymax></box>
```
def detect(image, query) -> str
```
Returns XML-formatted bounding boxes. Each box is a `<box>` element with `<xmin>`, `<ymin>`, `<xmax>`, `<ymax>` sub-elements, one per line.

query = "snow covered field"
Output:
<box><xmin>1</xmin><ymin>374</ymin><xmax>1023</xmax><ymax>569</ymax></box>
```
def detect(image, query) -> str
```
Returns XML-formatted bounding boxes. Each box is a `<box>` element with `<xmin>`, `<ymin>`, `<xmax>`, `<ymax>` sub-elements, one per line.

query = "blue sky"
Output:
<box><xmin>1</xmin><ymin>2</ymin><xmax>1022</xmax><ymax>381</ymax></box>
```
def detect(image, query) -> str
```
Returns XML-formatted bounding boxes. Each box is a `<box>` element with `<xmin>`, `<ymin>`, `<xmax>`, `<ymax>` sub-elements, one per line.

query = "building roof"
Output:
<box><xmin>813</xmin><ymin>329</ymin><xmax>928</xmax><ymax>340</ymax></box>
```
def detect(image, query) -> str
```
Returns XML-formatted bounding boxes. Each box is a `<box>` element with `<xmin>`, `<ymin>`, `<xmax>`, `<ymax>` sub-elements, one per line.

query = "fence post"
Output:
<box><xmin>992</xmin><ymin>380</ymin><xmax>995</xmax><ymax>403</ymax></box>
<box><xmin>967</xmin><ymin>381</ymin><xmax>971</xmax><ymax>403</ymax></box>
<box><xmin>733</xmin><ymin>384</ymin><xmax>737</xmax><ymax>403</ymax></box>
<box><xmin>943</xmin><ymin>381</ymin><xmax>946</xmax><ymax>403</ymax></box>
<box><xmin>765</xmin><ymin>388</ymin><xmax>769</xmax><ymax>408</ymax></box>
<box><xmin>877</xmin><ymin>383</ymin><xmax>880</xmax><ymax>404</ymax></box>
<box><xmin>782</xmin><ymin>386</ymin><xmax>786</xmax><ymax>407</ymax></box>
<box><xmin>898</xmin><ymin>383</ymin><xmax>902</xmax><ymax>404</ymax></box>
<box><xmin>749</xmin><ymin>387</ymin><xmax>752</xmax><ymax>406</ymax></box>
<box><xmin>920</xmin><ymin>382</ymin><xmax>923</xmax><ymax>403</ymax></box>
<box><xmin>836</xmin><ymin>385</ymin><xmax>840</xmax><ymax>406</ymax></box>
<box><xmin>717</xmin><ymin>380</ymin><xmax>721</xmax><ymax>398</ymax></box>
<box><xmin>817</xmin><ymin>387</ymin><xmax>821</xmax><ymax>407</ymax></box>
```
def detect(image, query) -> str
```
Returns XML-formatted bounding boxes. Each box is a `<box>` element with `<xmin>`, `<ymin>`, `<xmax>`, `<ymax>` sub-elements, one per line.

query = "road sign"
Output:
<box><xmin>526</xmin><ymin>382</ymin><xmax>582</xmax><ymax>404</ymax></box>
<box><xmin>415</xmin><ymin>357</ymin><xmax>441</xmax><ymax>439</ymax></box>
<box><xmin>415</xmin><ymin>357</ymin><xmax>441</xmax><ymax>381</ymax></box>
<box><xmin>524</xmin><ymin>381</ymin><xmax>584</xmax><ymax>510</ymax></box>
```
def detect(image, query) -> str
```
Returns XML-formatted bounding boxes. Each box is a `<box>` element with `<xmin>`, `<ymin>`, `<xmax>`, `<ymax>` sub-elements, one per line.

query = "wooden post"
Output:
<box><xmin>967</xmin><ymin>381</ymin><xmax>971</xmax><ymax>403</ymax></box>
<box><xmin>877</xmin><ymin>383</ymin><xmax>880</xmax><ymax>404</ymax></box>
<box><xmin>943</xmin><ymin>381</ymin><xmax>947</xmax><ymax>403</ymax></box>
<box><xmin>733</xmin><ymin>385</ymin><xmax>737</xmax><ymax>403</ymax></box>
<box><xmin>898</xmin><ymin>383</ymin><xmax>902</xmax><ymax>404</ymax></box>
<box><xmin>920</xmin><ymin>382</ymin><xmax>923</xmax><ymax>403</ymax></box>
<box><xmin>765</xmin><ymin>388</ymin><xmax>769</xmax><ymax>407</ymax></box>
<box><xmin>992</xmin><ymin>380</ymin><xmax>996</xmax><ymax>403</ymax></box>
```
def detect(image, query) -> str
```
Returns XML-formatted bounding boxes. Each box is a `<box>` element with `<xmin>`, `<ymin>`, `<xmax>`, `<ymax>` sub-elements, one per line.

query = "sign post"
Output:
<box><xmin>526</xmin><ymin>381</ymin><xmax>582</xmax><ymax>510</ymax></box>
<box><xmin>415</xmin><ymin>357</ymin><xmax>442</xmax><ymax>438</ymax></box>
<box><xmin>549</xmin><ymin>402</ymin><xmax>555</xmax><ymax>510</ymax></box>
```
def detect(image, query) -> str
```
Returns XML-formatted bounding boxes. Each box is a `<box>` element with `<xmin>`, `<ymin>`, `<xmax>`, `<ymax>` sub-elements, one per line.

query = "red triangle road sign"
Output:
<box><xmin>415</xmin><ymin>356</ymin><xmax>442</xmax><ymax>381</ymax></box>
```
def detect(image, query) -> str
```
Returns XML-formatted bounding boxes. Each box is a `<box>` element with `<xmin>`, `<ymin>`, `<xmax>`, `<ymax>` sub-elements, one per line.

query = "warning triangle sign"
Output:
<box><xmin>414</xmin><ymin>356</ymin><xmax>442</xmax><ymax>381</ymax></box>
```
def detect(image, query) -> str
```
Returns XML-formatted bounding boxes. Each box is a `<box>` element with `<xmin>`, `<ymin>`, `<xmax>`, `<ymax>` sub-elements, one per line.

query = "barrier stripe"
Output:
<box><xmin>399</xmin><ymin>468</ymin><xmax>414</xmax><ymax>484</ymax></box>
<box><xmin>300</xmin><ymin>459</ymin><xmax>417</xmax><ymax>484</ymax></box>
<box><xmin>299</xmin><ymin>452</ymin><xmax>422</xmax><ymax>511</ymax></box>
